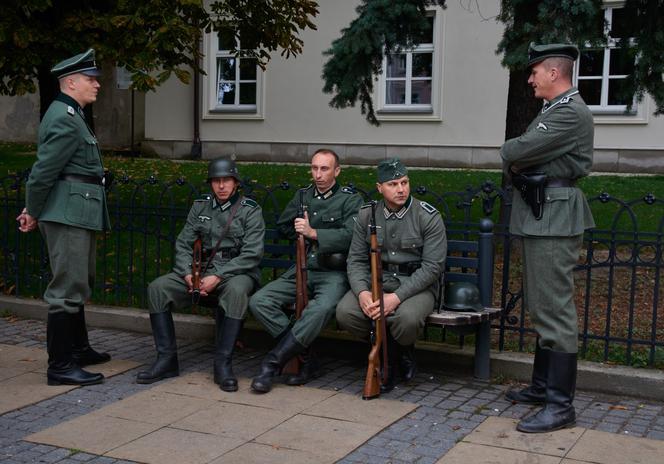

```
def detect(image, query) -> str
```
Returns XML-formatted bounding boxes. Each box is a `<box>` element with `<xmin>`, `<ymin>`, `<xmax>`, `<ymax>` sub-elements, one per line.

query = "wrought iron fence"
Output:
<box><xmin>1</xmin><ymin>172</ymin><xmax>662</xmax><ymax>367</ymax></box>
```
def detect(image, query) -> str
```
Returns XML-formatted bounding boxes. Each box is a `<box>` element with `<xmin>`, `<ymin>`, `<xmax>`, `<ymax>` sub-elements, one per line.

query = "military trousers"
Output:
<box><xmin>522</xmin><ymin>235</ymin><xmax>583</xmax><ymax>353</ymax></box>
<box><xmin>39</xmin><ymin>221</ymin><xmax>95</xmax><ymax>315</ymax></box>
<box><xmin>147</xmin><ymin>272</ymin><xmax>255</xmax><ymax>320</ymax></box>
<box><xmin>336</xmin><ymin>287</ymin><xmax>436</xmax><ymax>346</ymax></box>
<box><xmin>249</xmin><ymin>267</ymin><xmax>349</xmax><ymax>347</ymax></box>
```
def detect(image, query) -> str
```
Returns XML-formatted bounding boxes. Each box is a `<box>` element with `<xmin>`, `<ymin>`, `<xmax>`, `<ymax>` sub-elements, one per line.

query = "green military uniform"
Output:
<box><xmin>501</xmin><ymin>43</ymin><xmax>595</xmax><ymax>434</ymax></box>
<box><xmin>25</xmin><ymin>49</ymin><xmax>108</xmax><ymax>386</ymax></box>
<box><xmin>148</xmin><ymin>190</ymin><xmax>265</xmax><ymax>320</ymax></box>
<box><xmin>336</xmin><ymin>196</ymin><xmax>447</xmax><ymax>345</ymax></box>
<box><xmin>27</xmin><ymin>92</ymin><xmax>110</xmax><ymax>315</ymax></box>
<box><xmin>249</xmin><ymin>183</ymin><xmax>363</xmax><ymax>347</ymax></box>
<box><xmin>501</xmin><ymin>86</ymin><xmax>594</xmax><ymax>353</ymax></box>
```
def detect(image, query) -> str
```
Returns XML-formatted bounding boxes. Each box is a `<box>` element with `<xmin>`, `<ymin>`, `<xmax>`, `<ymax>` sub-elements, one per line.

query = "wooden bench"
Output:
<box><xmin>259</xmin><ymin>217</ymin><xmax>501</xmax><ymax>380</ymax></box>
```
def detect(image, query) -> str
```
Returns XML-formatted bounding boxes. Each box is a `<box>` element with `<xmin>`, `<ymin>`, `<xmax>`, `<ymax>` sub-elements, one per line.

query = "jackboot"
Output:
<box><xmin>380</xmin><ymin>332</ymin><xmax>399</xmax><ymax>394</ymax></box>
<box><xmin>71</xmin><ymin>306</ymin><xmax>111</xmax><ymax>366</ymax></box>
<box><xmin>251</xmin><ymin>331</ymin><xmax>304</xmax><ymax>393</ymax></box>
<box><xmin>284</xmin><ymin>347</ymin><xmax>320</xmax><ymax>386</ymax></box>
<box><xmin>506</xmin><ymin>343</ymin><xmax>548</xmax><ymax>404</ymax></box>
<box><xmin>399</xmin><ymin>344</ymin><xmax>417</xmax><ymax>383</ymax></box>
<box><xmin>517</xmin><ymin>351</ymin><xmax>577</xmax><ymax>433</ymax></box>
<box><xmin>213</xmin><ymin>313</ymin><xmax>243</xmax><ymax>392</ymax></box>
<box><xmin>47</xmin><ymin>313</ymin><xmax>104</xmax><ymax>386</ymax></box>
<box><xmin>136</xmin><ymin>312</ymin><xmax>179</xmax><ymax>384</ymax></box>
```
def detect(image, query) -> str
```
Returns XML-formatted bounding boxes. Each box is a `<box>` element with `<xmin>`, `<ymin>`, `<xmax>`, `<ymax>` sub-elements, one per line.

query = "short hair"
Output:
<box><xmin>543</xmin><ymin>57</ymin><xmax>574</xmax><ymax>82</ymax></box>
<box><xmin>312</xmin><ymin>148</ymin><xmax>339</xmax><ymax>167</ymax></box>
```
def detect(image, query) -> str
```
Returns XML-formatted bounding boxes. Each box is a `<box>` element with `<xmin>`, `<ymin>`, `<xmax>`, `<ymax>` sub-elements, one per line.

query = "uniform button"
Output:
<box><xmin>391</xmin><ymin>233</ymin><xmax>396</xmax><ymax>238</ymax></box>
<box><xmin>313</xmin><ymin>212</ymin><xmax>317</xmax><ymax>215</ymax></box>
<box><xmin>391</xmin><ymin>251</ymin><xmax>396</xmax><ymax>255</ymax></box>
<box><xmin>85</xmin><ymin>193</ymin><xmax>89</xmax><ymax>198</ymax></box>
<box><xmin>330</xmin><ymin>217</ymin><xmax>334</xmax><ymax>221</ymax></box>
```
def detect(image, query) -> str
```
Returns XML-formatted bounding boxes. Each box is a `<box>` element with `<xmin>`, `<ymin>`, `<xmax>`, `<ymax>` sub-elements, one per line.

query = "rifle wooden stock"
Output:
<box><xmin>191</xmin><ymin>237</ymin><xmax>202</xmax><ymax>305</ymax></box>
<box><xmin>363</xmin><ymin>204</ymin><xmax>387</xmax><ymax>400</ymax></box>
<box><xmin>282</xmin><ymin>190</ymin><xmax>308</xmax><ymax>375</ymax></box>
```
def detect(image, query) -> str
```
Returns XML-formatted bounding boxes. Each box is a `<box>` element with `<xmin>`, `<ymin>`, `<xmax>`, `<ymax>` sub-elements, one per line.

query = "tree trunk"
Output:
<box><xmin>37</xmin><ymin>66</ymin><xmax>59</xmax><ymax>121</ymax></box>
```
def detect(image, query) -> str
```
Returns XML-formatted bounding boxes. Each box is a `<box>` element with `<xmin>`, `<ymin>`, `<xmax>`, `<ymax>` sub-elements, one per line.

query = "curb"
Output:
<box><xmin>2</xmin><ymin>295</ymin><xmax>664</xmax><ymax>401</ymax></box>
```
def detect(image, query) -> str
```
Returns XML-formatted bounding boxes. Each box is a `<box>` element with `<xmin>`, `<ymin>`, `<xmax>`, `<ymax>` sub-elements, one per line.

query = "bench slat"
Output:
<box><xmin>426</xmin><ymin>306</ymin><xmax>502</xmax><ymax>326</ymax></box>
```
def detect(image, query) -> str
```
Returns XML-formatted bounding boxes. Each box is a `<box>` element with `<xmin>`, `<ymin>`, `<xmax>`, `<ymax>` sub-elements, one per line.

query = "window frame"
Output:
<box><xmin>202</xmin><ymin>30</ymin><xmax>265</xmax><ymax>120</ymax></box>
<box><xmin>375</xmin><ymin>6</ymin><xmax>444</xmax><ymax>122</ymax></box>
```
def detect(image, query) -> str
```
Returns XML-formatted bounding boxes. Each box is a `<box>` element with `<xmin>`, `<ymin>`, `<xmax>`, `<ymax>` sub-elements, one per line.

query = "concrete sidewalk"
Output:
<box><xmin>1</xmin><ymin>313</ymin><xmax>664</xmax><ymax>463</ymax></box>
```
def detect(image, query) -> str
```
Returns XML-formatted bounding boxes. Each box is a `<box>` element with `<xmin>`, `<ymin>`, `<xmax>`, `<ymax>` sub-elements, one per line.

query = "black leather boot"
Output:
<box><xmin>506</xmin><ymin>343</ymin><xmax>548</xmax><ymax>404</ymax></box>
<box><xmin>399</xmin><ymin>344</ymin><xmax>417</xmax><ymax>383</ymax></box>
<box><xmin>213</xmin><ymin>313</ymin><xmax>243</xmax><ymax>392</ymax></box>
<box><xmin>47</xmin><ymin>313</ymin><xmax>104</xmax><ymax>386</ymax></box>
<box><xmin>71</xmin><ymin>306</ymin><xmax>111</xmax><ymax>366</ymax></box>
<box><xmin>380</xmin><ymin>332</ymin><xmax>399</xmax><ymax>394</ymax></box>
<box><xmin>284</xmin><ymin>347</ymin><xmax>320</xmax><ymax>386</ymax></box>
<box><xmin>251</xmin><ymin>331</ymin><xmax>304</xmax><ymax>393</ymax></box>
<box><xmin>517</xmin><ymin>351</ymin><xmax>577</xmax><ymax>433</ymax></box>
<box><xmin>136</xmin><ymin>312</ymin><xmax>179</xmax><ymax>384</ymax></box>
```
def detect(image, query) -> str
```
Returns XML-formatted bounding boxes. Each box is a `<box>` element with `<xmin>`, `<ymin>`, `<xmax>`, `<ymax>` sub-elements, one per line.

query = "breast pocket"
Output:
<box><xmin>85</xmin><ymin>136</ymin><xmax>100</xmax><ymax>163</ymax></box>
<box><xmin>321</xmin><ymin>209</ymin><xmax>343</xmax><ymax>227</ymax></box>
<box><xmin>401</xmin><ymin>236</ymin><xmax>423</xmax><ymax>253</ymax></box>
<box><xmin>65</xmin><ymin>183</ymin><xmax>102</xmax><ymax>228</ymax></box>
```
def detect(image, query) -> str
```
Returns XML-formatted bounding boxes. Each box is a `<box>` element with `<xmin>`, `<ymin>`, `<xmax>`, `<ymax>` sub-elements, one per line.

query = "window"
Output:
<box><xmin>376</xmin><ymin>10</ymin><xmax>442</xmax><ymax>121</ymax></box>
<box><xmin>576</xmin><ymin>5</ymin><xmax>637</xmax><ymax>115</ymax></box>
<box><xmin>203</xmin><ymin>29</ymin><xmax>264</xmax><ymax>119</ymax></box>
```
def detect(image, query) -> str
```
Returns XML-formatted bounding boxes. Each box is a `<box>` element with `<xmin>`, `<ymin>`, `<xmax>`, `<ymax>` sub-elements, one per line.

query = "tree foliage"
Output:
<box><xmin>321</xmin><ymin>0</ymin><xmax>446</xmax><ymax>126</ymax></box>
<box><xmin>0</xmin><ymin>0</ymin><xmax>318</xmax><ymax>97</ymax></box>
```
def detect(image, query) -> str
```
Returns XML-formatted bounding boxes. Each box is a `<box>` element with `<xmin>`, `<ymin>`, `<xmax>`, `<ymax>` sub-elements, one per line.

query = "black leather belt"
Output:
<box><xmin>59</xmin><ymin>174</ymin><xmax>103</xmax><ymax>185</ymax></box>
<box><xmin>546</xmin><ymin>178</ymin><xmax>576</xmax><ymax>188</ymax></box>
<box><xmin>382</xmin><ymin>262</ymin><xmax>420</xmax><ymax>276</ymax></box>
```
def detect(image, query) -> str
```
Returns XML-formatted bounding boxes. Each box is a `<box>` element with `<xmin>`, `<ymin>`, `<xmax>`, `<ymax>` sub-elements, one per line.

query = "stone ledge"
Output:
<box><xmin>2</xmin><ymin>295</ymin><xmax>664</xmax><ymax>401</ymax></box>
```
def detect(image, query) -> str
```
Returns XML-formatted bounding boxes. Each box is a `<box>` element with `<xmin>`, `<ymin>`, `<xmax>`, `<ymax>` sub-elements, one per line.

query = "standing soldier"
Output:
<box><xmin>336</xmin><ymin>158</ymin><xmax>446</xmax><ymax>392</ymax></box>
<box><xmin>249</xmin><ymin>149</ymin><xmax>363</xmax><ymax>393</ymax></box>
<box><xmin>17</xmin><ymin>49</ymin><xmax>110</xmax><ymax>386</ymax></box>
<box><xmin>136</xmin><ymin>158</ymin><xmax>265</xmax><ymax>392</ymax></box>
<box><xmin>501</xmin><ymin>43</ymin><xmax>595</xmax><ymax>433</ymax></box>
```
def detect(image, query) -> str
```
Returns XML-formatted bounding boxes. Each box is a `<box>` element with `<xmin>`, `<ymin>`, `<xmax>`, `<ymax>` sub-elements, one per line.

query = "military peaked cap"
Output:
<box><xmin>377</xmin><ymin>158</ymin><xmax>408</xmax><ymax>183</ymax></box>
<box><xmin>51</xmin><ymin>49</ymin><xmax>102</xmax><ymax>79</ymax></box>
<box><xmin>527</xmin><ymin>43</ymin><xmax>579</xmax><ymax>67</ymax></box>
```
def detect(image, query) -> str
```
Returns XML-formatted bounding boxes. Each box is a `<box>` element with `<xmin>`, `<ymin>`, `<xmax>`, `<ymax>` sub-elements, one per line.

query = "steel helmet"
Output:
<box><xmin>443</xmin><ymin>282</ymin><xmax>483</xmax><ymax>312</ymax></box>
<box><xmin>207</xmin><ymin>157</ymin><xmax>240</xmax><ymax>182</ymax></box>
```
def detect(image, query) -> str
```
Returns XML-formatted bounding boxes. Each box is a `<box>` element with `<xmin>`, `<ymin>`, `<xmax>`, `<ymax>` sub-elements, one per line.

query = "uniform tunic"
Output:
<box><xmin>25</xmin><ymin>93</ymin><xmax>110</xmax><ymax>314</ymax></box>
<box><xmin>148</xmin><ymin>191</ymin><xmax>265</xmax><ymax>320</ymax></box>
<box><xmin>249</xmin><ymin>183</ymin><xmax>363</xmax><ymax>347</ymax></box>
<box><xmin>336</xmin><ymin>196</ymin><xmax>447</xmax><ymax>345</ymax></box>
<box><xmin>500</xmin><ymin>87</ymin><xmax>595</xmax><ymax>353</ymax></box>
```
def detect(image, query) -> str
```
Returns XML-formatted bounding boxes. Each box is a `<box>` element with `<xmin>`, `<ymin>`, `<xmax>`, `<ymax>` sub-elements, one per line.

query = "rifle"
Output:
<box><xmin>191</xmin><ymin>236</ymin><xmax>203</xmax><ymax>305</ymax></box>
<box><xmin>362</xmin><ymin>201</ymin><xmax>388</xmax><ymax>400</ymax></box>
<box><xmin>282</xmin><ymin>188</ymin><xmax>309</xmax><ymax>375</ymax></box>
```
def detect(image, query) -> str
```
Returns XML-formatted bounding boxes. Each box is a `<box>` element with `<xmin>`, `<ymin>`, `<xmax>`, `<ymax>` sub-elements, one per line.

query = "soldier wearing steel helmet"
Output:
<box><xmin>501</xmin><ymin>43</ymin><xmax>595</xmax><ymax>433</ymax></box>
<box><xmin>137</xmin><ymin>158</ymin><xmax>265</xmax><ymax>391</ymax></box>
<box><xmin>336</xmin><ymin>158</ymin><xmax>447</xmax><ymax>393</ymax></box>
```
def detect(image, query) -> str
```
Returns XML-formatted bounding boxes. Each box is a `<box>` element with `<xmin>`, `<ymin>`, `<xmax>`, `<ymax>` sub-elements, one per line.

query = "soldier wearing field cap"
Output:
<box><xmin>137</xmin><ymin>158</ymin><xmax>265</xmax><ymax>392</ymax></box>
<box><xmin>501</xmin><ymin>43</ymin><xmax>595</xmax><ymax>433</ymax></box>
<box><xmin>17</xmin><ymin>49</ymin><xmax>111</xmax><ymax>386</ymax></box>
<box><xmin>336</xmin><ymin>158</ymin><xmax>447</xmax><ymax>392</ymax></box>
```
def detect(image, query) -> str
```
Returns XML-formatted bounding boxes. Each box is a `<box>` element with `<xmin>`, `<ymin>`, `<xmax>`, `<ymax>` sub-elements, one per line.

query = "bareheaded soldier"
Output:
<box><xmin>137</xmin><ymin>158</ymin><xmax>265</xmax><ymax>392</ymax></box>
<box><xmin>249</xmin><ymin>149</ymin><xmax>363</xmax><ymax>393</ymax></box>
<box><xmin>501</xmin><ymin>43</ymin><xmax>595</xmax><ymax>433</ymax></box>
<box><xmin>336</xmin><ymin>158</ymin><xmax>447</xmax><ymax>392</ymax></box>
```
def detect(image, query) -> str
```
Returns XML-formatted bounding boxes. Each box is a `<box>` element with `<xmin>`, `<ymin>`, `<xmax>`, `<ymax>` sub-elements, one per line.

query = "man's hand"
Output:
<box><xmin>184</xmin><ymin>274</ymin><xmax>194</xmax><ymax>291</ymax></box>
<box><xmin>16</xmin><ymin>209</ymin><xmax>37</xmax><ymax>233</ymax></box>
<box><xmin>359</xmin><ymin>291</ymin><xmax>401</xmax><ymax>320</ymax></box>
<box><xmin>184</xmin><ymin>274</ymin><xmax>221</xmax><ymax>296</ymax></box>
<box><xmin>294</xmin><ymin>211</ymin><xmax>317</xmax><ymax>240</ymax></box>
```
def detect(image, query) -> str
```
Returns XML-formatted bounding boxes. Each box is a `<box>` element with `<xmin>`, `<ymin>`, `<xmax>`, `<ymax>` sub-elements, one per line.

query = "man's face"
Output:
<box><xmin>67</xmin><ymin>74</ymin><xmax>100</xmax><ymax>107</ymax></box>
<box><xmin>210</xmin><ymin>177</ymin><xmax>239</xmax><ymax>202</ymax></box>
<box><xmin>310</xmin><ymin>152</ymin><xmax>340</xmax><ymax>192</ymax></box>
<box><xmin>527</xmin><ymin>62</ymin><xmax>554</xmax><ymax>100</ymax></box>
<box><xmin>377</xmin><ymin>175</ymin><xmax>410</xmax><ymax>211</ymax></box>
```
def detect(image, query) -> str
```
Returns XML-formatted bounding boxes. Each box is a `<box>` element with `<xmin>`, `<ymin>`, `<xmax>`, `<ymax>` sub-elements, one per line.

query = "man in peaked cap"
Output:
<box><xmin>137</xmin><ymin>158</ymin><xmax>265</xmax><ymax>392</ymax></box>
<box><xmin>336</xmin><ymin>158</ymin><xmax>447</xmax><ymax>393</ymax></box>
<box><xmin>501</xmin><ymin>43</ymin><xmax>595</xmax><ymax>433</ymax></box>
<box><xmin>17</xmin><ymin>49</ymin><xmax>110</xmax><ymax>386</ymax></box>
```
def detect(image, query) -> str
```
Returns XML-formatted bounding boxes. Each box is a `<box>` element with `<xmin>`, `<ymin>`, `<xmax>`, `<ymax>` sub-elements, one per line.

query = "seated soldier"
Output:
<box><xmin>249</xmin><ymin>148</ymin><xmax>363</xmax><ymax>393</ymax></box>
<box><xmin>136</xmin><ymin>158</ymin><xmax>265</xmax><ymax>391</ymax></box>
<box><xmin>336</xmin><ymin>158</ymin><xmax>447</xmax><ymax>392</ymax></box>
